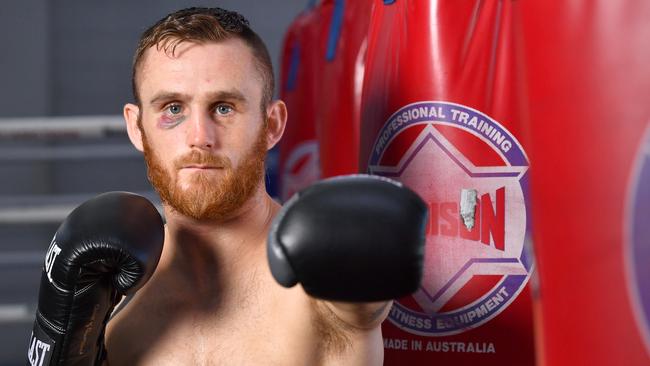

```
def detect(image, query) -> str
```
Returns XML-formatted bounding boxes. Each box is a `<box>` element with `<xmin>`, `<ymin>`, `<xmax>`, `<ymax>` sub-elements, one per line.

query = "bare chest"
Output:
<box><xmin>136</xmin><ymin>315</ymin><xmax>316</xmax><ymax>366</ymax></box>
<box><xmin>108</xmin><ymin>285</ymin><xmax>321</xmax><ymax>366</ymax></box>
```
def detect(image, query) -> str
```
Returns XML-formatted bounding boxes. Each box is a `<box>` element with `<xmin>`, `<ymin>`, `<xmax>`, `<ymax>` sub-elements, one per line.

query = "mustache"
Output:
<box><xmin>174</xmin><ymin>150</ymin><xmax>232</xmax><ymax>169</ymax></box>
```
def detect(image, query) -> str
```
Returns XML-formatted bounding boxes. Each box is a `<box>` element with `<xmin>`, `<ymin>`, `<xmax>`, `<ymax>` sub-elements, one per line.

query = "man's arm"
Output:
<box><xmin>267</xmin><ymin>174</ymin><xmax>427</xmax><ymax>326</ymax></box>
<box><xmin>307</xmin><ymin>297</ymin><xmax>391</xmax><ymax>361</ymax></box>
<box><xmin>320</xmin><ymin>300</ymin><xmax>393</xmax><ymax>330</ymax></box>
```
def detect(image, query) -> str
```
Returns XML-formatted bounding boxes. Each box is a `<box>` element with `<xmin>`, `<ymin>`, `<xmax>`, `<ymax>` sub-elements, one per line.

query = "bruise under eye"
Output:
<box><xmin>158</xmin><ymin>114</ymin><xmax>186</xmax><ymax>128</ymax></box>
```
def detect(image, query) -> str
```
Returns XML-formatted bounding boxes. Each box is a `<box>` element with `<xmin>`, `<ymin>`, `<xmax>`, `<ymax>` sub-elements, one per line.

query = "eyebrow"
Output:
<box><xmin>148</xmin><ymin>92</ymin><xmax>188</xmax><ymax>106</ymax></box>
<box><xmin>148</xmin><ymin>89</ymin><xmax>249</xmax><ymax>106</ymax></box>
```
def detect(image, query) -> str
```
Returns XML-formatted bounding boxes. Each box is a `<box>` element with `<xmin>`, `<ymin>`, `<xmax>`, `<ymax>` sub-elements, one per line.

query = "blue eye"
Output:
<box><xmin>167</xmin><ymin>104</ymin><xmax>182</xmax><ymax>115</ymax></box>
<box><xmin>216</xmin><ymin>104</ymin><xmax>233</xmax><ymax>115</ymax></box>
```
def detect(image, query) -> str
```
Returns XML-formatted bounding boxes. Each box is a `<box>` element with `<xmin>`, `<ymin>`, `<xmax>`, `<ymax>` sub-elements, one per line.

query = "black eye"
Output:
<box><xmin>216</xmin><ymin>105</ymin><xmax>233</xmax><ymax>115</ymax></box>
<box><xmin>168</xmin><ymin>104</ymin><xmax>182</xmax><ymax>115</ymax></box>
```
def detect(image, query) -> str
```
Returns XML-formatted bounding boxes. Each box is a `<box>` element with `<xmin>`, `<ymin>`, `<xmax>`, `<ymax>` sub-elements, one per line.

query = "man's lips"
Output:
<box><xmin>181</xmin><ymin>165</ymin><xmax>223</xmax><ymax>170</ymax></box>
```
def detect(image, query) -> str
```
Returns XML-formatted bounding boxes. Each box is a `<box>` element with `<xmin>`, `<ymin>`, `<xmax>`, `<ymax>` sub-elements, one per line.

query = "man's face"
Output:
<box><xmin>135</xmin><ymin>38</ymin><xmax>269</xmax><ymax>221</ymax></box>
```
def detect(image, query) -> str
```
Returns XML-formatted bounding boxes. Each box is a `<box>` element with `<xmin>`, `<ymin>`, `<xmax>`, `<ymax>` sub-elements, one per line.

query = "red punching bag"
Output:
<box><xmin>359</xmin><ymin>1</ymin><xmax>535</xmax><ymax>365</ymax></box>
<box><xmin>519</xmin><ymin>1</ymin><xmax>650</xmax><ymax>365</ymax></box>
<box><xmin>278</xmin><ymin>5</ymin><xmax>329</xmax><ymax>201</ymax></box>
<box><xmin>314</xmin><ymin>0</ymin><xmax>373</xmax><ymax>178</ymax></box>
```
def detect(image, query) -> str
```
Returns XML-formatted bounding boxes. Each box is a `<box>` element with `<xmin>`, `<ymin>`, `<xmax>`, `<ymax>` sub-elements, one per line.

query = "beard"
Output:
<box><xmin>141</xmin><ymin>125</ymin><xmax>268</xmax><ymax>222</ymax></box>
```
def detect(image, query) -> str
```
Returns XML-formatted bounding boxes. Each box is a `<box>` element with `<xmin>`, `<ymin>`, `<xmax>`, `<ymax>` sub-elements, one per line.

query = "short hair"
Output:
<box><xmin>132</xmin><ymin>7</ymin><xmax>274</xmax><ymax>112</ymax></box>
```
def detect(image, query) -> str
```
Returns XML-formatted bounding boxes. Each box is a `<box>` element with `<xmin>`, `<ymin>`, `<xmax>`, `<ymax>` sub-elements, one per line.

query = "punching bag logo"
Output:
<box><xmin>369</xmin><ymin>101</ymin><xmax>533</xmax><ymax>336</ymax></box>
<box><xmin>625</xmin><ymin>123</ymin><xmax>650</xmax><ymax>355</ymax></box>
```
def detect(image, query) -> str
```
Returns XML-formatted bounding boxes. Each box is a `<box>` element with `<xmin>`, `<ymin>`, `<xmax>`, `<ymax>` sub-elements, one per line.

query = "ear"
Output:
<box><xmin>124</xmin><ymin>103</ymin><xmax>144</xmax><ymax>152</ymax></box>
<box><xmin>265</xmin><ymin>100</ymin><xmax>288</xmax><ymax>150</ymax></box>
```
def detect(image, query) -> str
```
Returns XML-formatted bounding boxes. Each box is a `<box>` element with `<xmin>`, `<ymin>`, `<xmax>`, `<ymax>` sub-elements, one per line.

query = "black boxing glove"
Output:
<box><xmin>267</xmin><ymin>174</ymin><xmax>428</xmax><ymax>302</ymax></box>
<box><xmin>27</xmin><ymin>192</ymin><xmax>164</xmax><ymax>366</ymax></box>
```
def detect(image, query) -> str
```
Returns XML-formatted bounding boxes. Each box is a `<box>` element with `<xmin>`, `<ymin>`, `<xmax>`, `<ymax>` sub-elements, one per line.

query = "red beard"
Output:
<box><xmin>142</xmin><ymin>125</ymin><xmax>267</xmax><ymax>221</ymax></box>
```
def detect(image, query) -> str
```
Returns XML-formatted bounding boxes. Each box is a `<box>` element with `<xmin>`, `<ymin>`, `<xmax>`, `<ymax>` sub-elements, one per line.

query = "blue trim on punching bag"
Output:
<box><xmin>384</xmin><ymin>0</ymin><xmax>396</xmax><ymax>4</ymax></box>
<box><xmin>286</xmin><ymin>41</ymin><xmax>300</xmax><ymax>92</ymax></box>
<box><xmin>326</xmin><ymin>0</ymin><xmax>345</xmax><ymax>61</ymax></box>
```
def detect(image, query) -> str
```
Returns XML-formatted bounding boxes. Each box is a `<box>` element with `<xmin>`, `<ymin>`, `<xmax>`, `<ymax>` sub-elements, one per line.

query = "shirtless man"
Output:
<box><xmin>26</xmin><ymin>7</ymin><xmax>426</xmax><ymax>366</ymax></box>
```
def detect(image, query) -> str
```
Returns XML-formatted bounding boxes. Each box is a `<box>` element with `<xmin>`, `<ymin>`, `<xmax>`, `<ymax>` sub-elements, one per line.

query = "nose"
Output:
<box><xmin>186</xmin><ymin>111</ymin><xmax>218</xmax><ymax>150</ymax></box>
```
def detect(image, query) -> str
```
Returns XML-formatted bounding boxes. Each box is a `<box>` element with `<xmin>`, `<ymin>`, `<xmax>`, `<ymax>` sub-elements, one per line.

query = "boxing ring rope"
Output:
<box><xmin>0</xmin><ymin>116</ymin><xmax>162</xmax><ymax>327</ymax></box>
<box><xmin>0</xmin><ymin>116</ymin><xmax>162</xmax><ymax>224</ymax></box>
<box><xmin>0</xmin><ymin>115</ymin><xmax>125</xmax><ymax>139</ymax></box>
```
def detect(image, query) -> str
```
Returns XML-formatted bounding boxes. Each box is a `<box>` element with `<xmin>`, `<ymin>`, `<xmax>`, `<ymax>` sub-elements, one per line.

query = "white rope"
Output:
<box><xmin>0</xmin><ymin>204</ymin><xmax>79</xmax><ymax>224</ymax></box>
<box><xmin>0</xmin><ymin>192</ymin><xmax>163</xmax><ymax>224</ymax></box>
<box><xmin>0</xmin><ymin>252</ymin><xmax>44</xmax><ymax>266</ymax></box>
<box><xmin>0</xmin><ymin>144</ymin><xmax>140</xmax><ymax>161</ymax></box>
<box><xmin>0</xmin><ymin>115</ymin><xmax>125</xmax><ymax>139</ymax></box>
<box><xmin>0</xmin><ymin>304</ymin><xmax>33</xmax><ymax>323</ymax></box>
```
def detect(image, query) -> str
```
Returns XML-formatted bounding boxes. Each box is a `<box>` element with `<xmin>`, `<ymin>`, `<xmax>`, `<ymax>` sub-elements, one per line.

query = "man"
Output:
<box><xmin>104</xmin><ymin>7</ymin><xmax>395</xmax><ymax>365</ymax></box>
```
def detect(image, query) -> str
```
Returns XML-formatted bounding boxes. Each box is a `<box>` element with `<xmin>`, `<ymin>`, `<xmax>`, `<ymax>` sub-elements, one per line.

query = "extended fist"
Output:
<box><xmin>267</xmin><ymin>174</ymin><xmax>428</xmax><ymax>302</ymax></box>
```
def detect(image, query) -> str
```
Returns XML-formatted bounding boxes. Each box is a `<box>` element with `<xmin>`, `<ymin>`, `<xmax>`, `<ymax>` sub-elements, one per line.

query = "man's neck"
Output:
<box><xmin>156</xmin><ymin>186</ymin><xmax>281</xmax><ymax>300</ymax></box>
